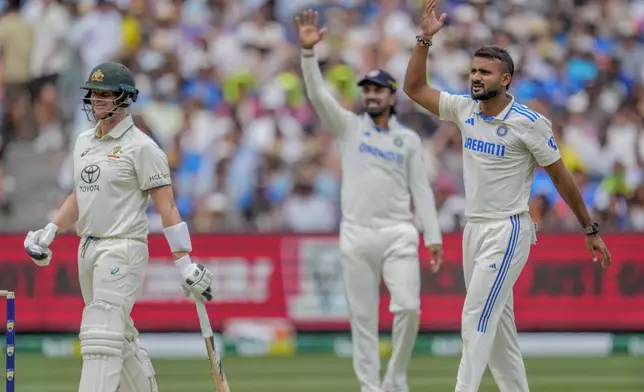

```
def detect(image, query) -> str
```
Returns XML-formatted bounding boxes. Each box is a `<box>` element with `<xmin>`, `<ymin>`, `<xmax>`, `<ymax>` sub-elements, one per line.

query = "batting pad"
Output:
<box><xmin>163</xmin><ymin>221</ymin><xmax>192</xmax><ymax>253</ymax></box>
<box><xmin>120</xmin><ymin>339</ymin><xmax>158</xmax><ymax>392</ymax></box>
<box><xmin>78</xmin><ymin>291</ymin><xmax>126</xmax><ymax>392</ymax></box>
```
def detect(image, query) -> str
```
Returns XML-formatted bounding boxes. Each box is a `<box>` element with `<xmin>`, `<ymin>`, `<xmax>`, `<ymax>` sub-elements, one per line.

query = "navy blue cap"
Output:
<box><xmin>357</xmin><ymin>69</ymin><xmax>398</xmax><ymax>91</ymax></box>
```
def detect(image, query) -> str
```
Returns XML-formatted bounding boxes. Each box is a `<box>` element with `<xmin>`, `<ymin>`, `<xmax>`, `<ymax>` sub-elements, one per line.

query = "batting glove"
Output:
<box><xmin>175</xmin><ymin>255</ymin><xmax>213</xmax><ymax>301</ymax></box>
<box><xmin>24</xmin><ymin>223</ymin><xmax>58</xmax><ymax>267</ymax></box>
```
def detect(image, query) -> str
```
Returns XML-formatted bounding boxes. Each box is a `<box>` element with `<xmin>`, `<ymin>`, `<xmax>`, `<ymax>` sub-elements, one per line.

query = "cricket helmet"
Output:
<box><xmin>81</xmin><ymin>62</ymin><xmax>139</xmax><ymax>107</ymax></box>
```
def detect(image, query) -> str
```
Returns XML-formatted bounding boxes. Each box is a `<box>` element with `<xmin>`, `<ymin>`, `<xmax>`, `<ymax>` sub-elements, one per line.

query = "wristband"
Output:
<box><xmin>583</xmin><ymin>221</ymin><xmax>600</xmax><ymax>236</ymax></box>
<box><xmin>301</xmin><ymin>48</ymin><xmax>315</xmax><ymax>57</ymax></box>
<box><xmin>416</xmin><ymin>35</ymin><xmax>433</xmax><ymax>47</ymax></box>
<box><xmin>163</xmin><ymin>221</ymin><xmax>192</xmax><ymax>252</ymax></box>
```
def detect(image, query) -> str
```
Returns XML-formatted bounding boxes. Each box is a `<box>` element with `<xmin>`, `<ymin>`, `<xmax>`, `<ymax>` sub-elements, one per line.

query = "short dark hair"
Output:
<box><xmin>474</xmin><ymin>46</ymin><xmax>515</xmax><ymax>88</ymax></box>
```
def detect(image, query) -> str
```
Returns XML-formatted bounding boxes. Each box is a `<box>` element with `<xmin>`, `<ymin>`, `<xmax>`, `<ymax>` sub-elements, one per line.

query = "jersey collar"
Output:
<box><xmin>475</xmin><ymin>94</ymin><xmax>515</xmax><ymax>122</ymax></box>
<box><xmin>365</xmin><ymin>114</ymin><xmax>398</xmax><ymax>132</ymax></box>
<box><xmin>93</xmin><ymin>115</ymin><xmax>135</xmax><ymax>139</ymax></box>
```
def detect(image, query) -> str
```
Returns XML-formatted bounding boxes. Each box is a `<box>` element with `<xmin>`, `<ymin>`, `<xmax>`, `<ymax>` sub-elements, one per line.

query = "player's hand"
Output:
<box><xmin>585</xmin><ymin>234</ymin><xmax>611</xmax><ymax>269</ymax></box>
<box><xmin>24</xmin><ymin>223</ymin><xmax>58</xmax><ymax>267</ymax></box>
<box><xmin>420</xmin><ymin>0</ymin><xmax>447</xmax><ymax>37</ymax></box>
<box><xmin>427</xmin><ymin>244</ymin><xmax>444</xmax><ymax>273</ymax></box>
<box><xmin>295</xmin><ymin>9</ymin><xmax>328</xmax><ymax>49</ymax></box>
<box><xmin>176</xmin><ymin>256</ymin><xmax>214</xmax><ymax>301</ymax></box>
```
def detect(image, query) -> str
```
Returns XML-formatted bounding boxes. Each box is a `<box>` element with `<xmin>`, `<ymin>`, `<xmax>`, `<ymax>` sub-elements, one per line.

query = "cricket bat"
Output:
<box><xmin>193</xmin><ymin>296</ymin><xmax>231</xmax><ymax>392</ymax></box>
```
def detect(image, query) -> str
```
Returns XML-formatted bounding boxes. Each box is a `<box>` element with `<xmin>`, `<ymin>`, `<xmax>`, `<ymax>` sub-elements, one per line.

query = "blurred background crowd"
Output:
<box><xmin>0</xmin><ymin>0</ymin><xmax>643</xmax><ymax>233</ymax></box>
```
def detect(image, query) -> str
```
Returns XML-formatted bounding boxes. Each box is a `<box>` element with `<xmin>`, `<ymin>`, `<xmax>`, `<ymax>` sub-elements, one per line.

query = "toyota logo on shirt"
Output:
<box><xmin>81</xmin><ymin>165</ymin><xmax>101</xmax><ymax>184</ymax></box>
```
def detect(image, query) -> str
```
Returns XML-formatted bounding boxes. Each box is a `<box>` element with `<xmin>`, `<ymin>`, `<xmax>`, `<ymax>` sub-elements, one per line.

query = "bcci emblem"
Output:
<box><xmin>6</xmin><ymin>320</ymin><xmax>13</xmax><ymax>332</ymax></box>
<box><xmin>6</xmin><ymin>370</ymin><xmax>13</xmax><ymax>382</ymax></box>
<box><xmin>496</xmin><ymin>125</ymin><xmax>508</xmax><ymax>137</ymax></box>
<box><xmin>6</xmin><ymin>344</ymin><xmax>14</xmax><ymax>357</ymax></box>
<box><xmin>90</xmin><ymin>69</ymin><xmax>105</xmax><ymax>82</ymax></box>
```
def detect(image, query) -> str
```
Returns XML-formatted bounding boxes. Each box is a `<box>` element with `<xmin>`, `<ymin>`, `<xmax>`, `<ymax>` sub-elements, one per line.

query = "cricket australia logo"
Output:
<box><xmin>6</xmin><ymin>370</ymin><xmax>14</xmax><ymax>381</ymax></box>
<box><xmin>7</xmin><ymin>344</ymin><xmax>14</xmax><ymax>357</ymax></box>
<box><xmin>6</xmin><ymin>320</ymin><xmax>13</xmax><ymax>332</ymax></box>
<box><xmin>90</xmin><ymin>69</ymin><xmax>104</xmax><ymax>82</ymax></box>
<box><xmin>108</xmin><ymin>145</ymin><xmax>122</xmax><ymax>159</ymax></box>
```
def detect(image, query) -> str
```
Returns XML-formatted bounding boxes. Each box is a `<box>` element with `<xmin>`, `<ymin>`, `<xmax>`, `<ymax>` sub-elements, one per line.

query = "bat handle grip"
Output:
<box><xmin>193</xmin><ymin>295</ymin><xmax>214</xmax><ymax>338</ymax></box>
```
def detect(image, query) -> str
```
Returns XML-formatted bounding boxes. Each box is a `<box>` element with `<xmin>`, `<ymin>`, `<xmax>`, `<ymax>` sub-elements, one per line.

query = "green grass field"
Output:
<box><xmin>2</xmin><ymin>354</ymin><xmax>643</xmax><ymax>391</ymax></box>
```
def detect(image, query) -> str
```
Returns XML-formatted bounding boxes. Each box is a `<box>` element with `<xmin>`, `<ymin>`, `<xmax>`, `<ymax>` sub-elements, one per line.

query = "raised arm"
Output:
<box><xmin>297</xmin><ymin>9</ymin><xmax>355</xmax><ymax>138</ymax></box>
<box><xmin>403</xmin><ymin>0</ymin><xmax>447</xmax><ymax>116</ymax></box>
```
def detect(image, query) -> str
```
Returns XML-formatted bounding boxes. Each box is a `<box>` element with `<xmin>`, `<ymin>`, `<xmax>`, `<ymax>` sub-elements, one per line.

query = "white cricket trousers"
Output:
<box><xmin>77</xmin><ymin>237</ymin><xmax>157</xmax><ymax>392</ymax></box>
<box><xmin>455</xmin><ymin>213</ymin><xmax>536</xmax><ymax>392</ymax></box>
<box><xmin>340</xmin><ymin>221</ymin><xmax>421</xmax><ymax>392</ymax></box>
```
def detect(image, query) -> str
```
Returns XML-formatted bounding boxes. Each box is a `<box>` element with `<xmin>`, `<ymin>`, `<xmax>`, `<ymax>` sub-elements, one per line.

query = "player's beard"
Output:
<box><xmin>364</xmin><ymin>100</ymin><xmax>388</xmax><ymax>118</ymax></box>
<box><xmin>471</xmin><ymin>82</ymin><xmax>501</xmax><ymax>101</ymax></box>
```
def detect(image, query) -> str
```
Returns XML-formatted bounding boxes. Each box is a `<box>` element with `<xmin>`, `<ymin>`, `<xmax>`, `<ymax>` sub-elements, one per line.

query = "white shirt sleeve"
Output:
<box><xmin>438</xmin><ymin>92</ymin><xmax>468</xmax><ymax>123</ymax></box>
<box><xmin>408</xmin><ymin>134</ymin><xmax>442</xmax><ymax>246</ymax></box>
<box><xmin>522</xmin><ymin>117</ymin><xmax>562</xmax><ymax>167</ymax></box>
<box><xmin>301</xmin><ymin>53</ymin><xmax>357</xmax><ymax>140</ymax></box>
<box><xmin>135</xmin><ymin>142</ymin><xmax>172</xmax><ymax>191</ymax></box>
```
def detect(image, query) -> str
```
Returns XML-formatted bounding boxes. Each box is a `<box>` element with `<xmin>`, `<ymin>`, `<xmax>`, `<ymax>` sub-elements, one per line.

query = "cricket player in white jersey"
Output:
<box><xmin>296</xmin><ymin>10</ymin><xmax>444</xmax><ymax>392</ymax></box>
<box><xmin>403</xmin><ymin>1</ymin><xmax>613</xmax><ymax>391</ymax></box>
<box><xmin>23</xmin><ymin>62</ymin><xmax>215</xmax><ymax>392</ymax></box>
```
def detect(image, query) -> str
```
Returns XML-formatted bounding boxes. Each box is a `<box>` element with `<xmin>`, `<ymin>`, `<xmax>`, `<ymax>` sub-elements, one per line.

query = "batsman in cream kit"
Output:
<box><xmin>23</xmin><ymin>62</ymin><xmax>215</xmax><ymax>392</ymax></box>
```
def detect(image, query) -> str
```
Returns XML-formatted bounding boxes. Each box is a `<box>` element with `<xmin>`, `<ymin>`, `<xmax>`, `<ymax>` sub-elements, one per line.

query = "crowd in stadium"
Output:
<box><xmin>0</xmin><ymin>0</ymin><xmax>643</xmax><ymax>233</ymax></box>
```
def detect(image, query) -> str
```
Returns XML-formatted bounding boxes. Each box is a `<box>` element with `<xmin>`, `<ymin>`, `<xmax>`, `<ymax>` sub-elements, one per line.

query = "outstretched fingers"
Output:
<box><xmin>304</xmin><ymin>9</ymin><xmax>314</xmax><ymax>25</ymax></box>
<box><xmin>425</xmin><ymin>0</ymin><xmax>435</xmax><ymax>16</ymax></box>
<box><xmin>295</xmin><ymin>9</ymin><xmax>314</xmax><ymax>28</ymax></box>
